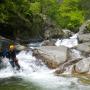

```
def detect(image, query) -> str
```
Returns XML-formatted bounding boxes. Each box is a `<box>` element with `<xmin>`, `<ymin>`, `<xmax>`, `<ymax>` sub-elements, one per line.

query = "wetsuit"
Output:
<box><xmin>7</xmin><ymin>50</ymin><xmax>20</xmax><ymax>70</ymax></box>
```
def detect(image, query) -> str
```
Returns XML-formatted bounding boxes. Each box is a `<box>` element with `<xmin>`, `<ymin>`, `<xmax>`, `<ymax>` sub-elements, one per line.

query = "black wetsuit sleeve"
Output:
<box><xmin>11</xmin><ymin>50</ymin><xmax>16</xmax><ymax>58</ymax></box>
<box><xmin>6</xmin><ymin>50</ymin><xmax>16</xmax><ymax>59</ymax></box>
<box><xmin>6</xmin><ymin>52</ymin><xmax>10</xmax><ymax>59</ymax></box>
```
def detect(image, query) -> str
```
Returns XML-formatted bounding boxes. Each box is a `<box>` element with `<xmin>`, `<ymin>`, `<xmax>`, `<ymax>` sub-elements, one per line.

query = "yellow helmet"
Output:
<box><xmin>9</xmin><ymin>45</ymin><xmax>15</xmax><ymax>49</ymax></box>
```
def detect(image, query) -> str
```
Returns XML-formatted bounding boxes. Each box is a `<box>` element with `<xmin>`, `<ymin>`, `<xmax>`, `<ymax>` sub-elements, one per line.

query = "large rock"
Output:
<box><xmin>43</xmin><ymin>18</ymin><xmax>64</xmax><ymax>39</ymax></box>
<box><xmin>78</xmin><ymin>20</ymin><xmax>90</xmax><ymax>43</ymax></box>
<box><xmin>33</xmin><ymin>46</ymin><xmax>69</xmax><ymax>68</ymax></box>
<box><xmin>78</xmin><ymin>34</ymin><xmax>90</xmax><ymax>43</ymax></box>
<box><xmin>63</xmin><ymin>29</ymin><xmax>73</xmax><ymax>38</ymax></box>
<box><xmin>78</xmin><ymin>20</ymin><xmax>90</xmax><ymax>35</ymax></box>
<box><xmin>75</xmin><ymin>42</ymin><xmax>90</xmax><ymax>55</ymax></box>
<box><xmin>15</xmin><ymin>44</ymin><xmax>27</xmax><ymax>51</ymax></box>
<box><xmin>74</xmin><ymin>57</ymin><xmax>90</xmax><ymax>74</ymax></box>
<box><xmin>55</xmin><ymin>58</ymin><xmax>82</xmax><ymax>74</ymax></box>
<box><xmin>41</xmin><ymin>39</ymin><xmax>56</xmax><ymax>46</ymax></box>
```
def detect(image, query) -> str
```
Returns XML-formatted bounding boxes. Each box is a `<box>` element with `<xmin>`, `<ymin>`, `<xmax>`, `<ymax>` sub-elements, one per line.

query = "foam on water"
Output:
<box><xmin>0</xmin><ymin>34</ymin><xmax>89</xmax><ymax>90</ymax></box>
<box><xmin>55</xmin><ymin>34</ymin><xmax>78</xmax><ymax>48</ymax></box>
<box><xmin>0</xmin><ymin>50</ymin><xmax>80</xmax><ymax>89</ymax></box>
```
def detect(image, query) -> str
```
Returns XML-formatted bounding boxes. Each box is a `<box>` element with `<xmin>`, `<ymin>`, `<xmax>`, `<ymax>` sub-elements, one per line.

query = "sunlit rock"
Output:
<box><xmin>78</xmin><ymin>20</ymin><xmax>90</xmax><ymax>35</ymax></box>
<box><xmin>74</xmin><ymin>57</ymin><xmax>90</xmax><ymax>74</ymax></box>
<box><xmin>33</xmin><ymin>46</ymin><xmax>69</xmax><ymax>68</ymax></box>
<box><xmin>63</xmin><ymin>29</ymin><xmax>73</xmax><ymax>38</ymax></box>
<box><xmin>75</xmin><ymin>42</ymin><xmax>90</xmax><ymax>56</ymax></box>
<box><xmin>78</xmin><ymin>34</ymin><xmax>90</xmax><ymax>43</ymax></box>
<box><xmin>16</xmin><ymin>44</ymin><xmax>26</xmax><ymax>51</ymax></box>
<box><xmin>41</xmin><ymin>39</ymin><xmax>56</xmax><ymax>46</ymax></box>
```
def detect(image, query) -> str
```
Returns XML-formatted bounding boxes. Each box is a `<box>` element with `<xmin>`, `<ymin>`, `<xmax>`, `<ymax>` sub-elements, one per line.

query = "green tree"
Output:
<box><xmin>42</xmin><ymin>0</ymin><xmax>85</xmax><ymax>31</ymax></box>
<box><xmin>79</xmin><ymin>0</ymin><xmax>90</xmax><ymax>19</ymax></box>
<box><xmin>58</xmin><ymin>0</ymin><xmax>85</xmax><ymax>31</ymax></box>
<box><xmin>0</xmin><ymin>0</ymin><xmax>43</xmax><ymax>39</ymax></box>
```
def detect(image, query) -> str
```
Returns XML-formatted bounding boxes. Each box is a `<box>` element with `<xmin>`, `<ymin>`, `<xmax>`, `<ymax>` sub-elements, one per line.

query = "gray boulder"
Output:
<box><xmin>78</xmin><ymin>20</ymin><xmax>90</xmax><ymax>43</ymax></box>
<box><xmin>33</xmin><ymin>46</ymin><xmax>69</xmax><ymax>68</ymax></box>
<box><xmin>75</xmin><ymin>42</ymin><xmax>90</xmax><ymax>55</ymax></box>
<box><xmin>43</xmin><ymin>18</ymin><xmax>64</xmax><ymax>39</ymax></box>
<box><xmin>74</xmin><ymin>57</ymin><xmax>90</xmax><ymax>74</ymax></box>
<box><xmin>63</xmin><ymin>29</ymin><xmax>73</xmax><ymax>38</ymax></box>
<box><xmin>41</xmin><ymin>39</ymin><xmax>56</xmax><ymax>46</ymax></box>
<box><xmin>55</xmin><ymin>58</ymin><xmax>82</xmax><ymax>74</ymax></box>
<box><xmin>78</xmin><ymin>34</ymin><xmax>90</xmax><ymax>43</ymax></box>
<box><xmin>16</xmin><ymin>44</ymin><xmax>27</xmax><ymax>51</ymax></box>
<box><xmin>78</xmin><ymin>20</ymin><xmax>90</xmax><ymax>35</ymax></box>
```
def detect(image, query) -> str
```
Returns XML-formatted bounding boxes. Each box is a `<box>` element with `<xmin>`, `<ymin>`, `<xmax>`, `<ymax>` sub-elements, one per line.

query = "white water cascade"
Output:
<box><xmin>55</xmin><ymin>34</ymin><xmax>84</xmax><ymax>74</ymax></box>
<box><xmin>55</xmin><ymin>34</ymin><xmax>78</xmax><ymax>48</ymax></box>
<box><xmin>0</xmin><ymin>50</ymin><xmax>80</xmax><ymax>90</ymax></box>
<box><xmin>0</xmin><ymin>34</ymin><xmax>90</xmax><ymax>90</ymax></box>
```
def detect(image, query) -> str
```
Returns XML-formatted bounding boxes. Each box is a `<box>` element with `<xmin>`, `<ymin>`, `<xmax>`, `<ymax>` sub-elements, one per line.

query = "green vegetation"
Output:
<box><xmin>0</xmin><ymin>0</ymin><xmax>90</xmax><ymax>39</ymax></box>
<box><xmin>57</xmin><ymin>0</ymin><xmax>85</xmax><ymax>31</ymax></box>
<box><xmin>41</xmin><ymin>0</ymin><xmax>85</xmax><ymax>31</ymax></box>
<box><xmin>0</xmin><ymin>0</ymin><xmax>42</xmax><ymax>39</ymax></box>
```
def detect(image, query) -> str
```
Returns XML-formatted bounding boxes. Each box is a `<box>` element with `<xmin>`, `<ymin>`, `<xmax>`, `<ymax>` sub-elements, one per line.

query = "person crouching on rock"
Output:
<box><xmin>7</xmin><ymin>45</ymin><xmax>20</xmax><ymax>70</ymax></box>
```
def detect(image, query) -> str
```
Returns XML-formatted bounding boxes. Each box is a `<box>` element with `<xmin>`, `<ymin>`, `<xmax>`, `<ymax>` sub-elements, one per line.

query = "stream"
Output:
<box><xmin>0</xmin><ymin>34</ymin><xmax>90</xmax><ymax>90</ymax></box>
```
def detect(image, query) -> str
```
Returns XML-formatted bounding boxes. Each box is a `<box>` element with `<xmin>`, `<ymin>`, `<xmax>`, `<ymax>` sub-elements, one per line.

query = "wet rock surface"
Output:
<box><xmin>15</xmin><ymin>44</ymin><xmax>27</xmax><ymax>51</ymax></box>
<box><xmin>63</xmin><ymin>29</ymin><xmax>73</xmax><ymax>38</ymax></box>
<box><xmin>74</xmin><ymin>57</ymin><xmax>90</xmax><ymax>74</ymax></box>
<box><xmin>55</xmin><ymin>58</ymin><xmax>82</xmax><ymax>74</ymax></box>
<box><xmin>78</xmin><ymin>34</ymin><xmax>90</xmax><ymax>43</ymax></box>
<box><xmin>43</xmin><ymin>18</ymin><xmax>64</xmax><ymax>39</ymax></box>
<box><xmin>41</xmin><ymin>39</ymin><xmax>56</xmax><ymax>46</ymax></box>
<box><xmin>78</xmin><ymin>20</ymin><xmax>90</xmax><ymax>35</ymax></box>
<box><xmin>33</xmin><ymin>46</ymin><xmax>69</xmax><ymax>68</ymax></box>
<box><xmin>75</xmin><ymin>42</ymin><xmax>90</xmax><ymax>56</ymax></box>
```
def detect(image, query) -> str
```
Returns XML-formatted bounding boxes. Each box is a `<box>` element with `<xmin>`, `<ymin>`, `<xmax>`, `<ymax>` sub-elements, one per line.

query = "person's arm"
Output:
<box><xmin>12</xmin><ymin>50</ymin><xmax>17</xmax><ymax>61</ymax></box>
<box><xmin>6</xmin><ymin>51</ymin><xmax>10</xmax><ymax>59</ymax></box>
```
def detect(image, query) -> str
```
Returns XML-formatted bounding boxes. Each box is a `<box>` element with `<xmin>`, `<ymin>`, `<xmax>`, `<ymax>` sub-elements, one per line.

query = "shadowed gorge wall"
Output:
<box><xmin>0</xmin><ymin>23</ymin><xmax>15</xmax><ymax>39</ymax></box>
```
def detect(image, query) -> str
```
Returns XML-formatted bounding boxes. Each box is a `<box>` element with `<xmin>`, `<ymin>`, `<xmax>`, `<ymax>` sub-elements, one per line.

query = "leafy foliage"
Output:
<box><xmin>42</xmin><ymin>0</ymin><xmax>86</xmax><ymax>31</ymax></box>
<box><xmin>58</xmin><ymin>0</ymin><xmax>85</xmax><ymax>31</ymax></box>
<box><xmin>30</xmin><ymin>2</ymin><xmax>41</xmax><ymax>14</ymax></box>
<box><xmin>0</xmin><ymin>0</ymin><xmax>90</xmax><ymax>39</ymax></box>
<box><xmin>0</xmin><ymin>0</ymin><xmax>42</xmax><ymax>39</ymax></box>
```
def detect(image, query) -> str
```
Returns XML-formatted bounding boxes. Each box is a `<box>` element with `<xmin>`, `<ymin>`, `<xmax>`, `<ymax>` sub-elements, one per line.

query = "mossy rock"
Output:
<box><xmin>79</xmin><ymin>20</ymin><xmax>90</xmax><ymax>34</ymax></box>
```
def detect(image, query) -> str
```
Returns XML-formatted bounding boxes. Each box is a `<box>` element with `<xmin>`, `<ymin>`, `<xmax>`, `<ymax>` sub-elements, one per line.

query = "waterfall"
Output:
<box><xmin>55</xmin><ymin>34</ymin><xmax>78</xmax><ymax>48</ymax></box>
<box><xmin>55</xmin><ymin>34</ymin><xmax>84</xmax><ymax>74</ymax></box>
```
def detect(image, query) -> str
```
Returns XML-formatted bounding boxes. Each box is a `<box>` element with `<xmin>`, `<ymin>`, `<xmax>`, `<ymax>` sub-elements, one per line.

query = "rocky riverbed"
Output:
<box><xmin>0</xmin><ymin>21</ymin><xmax>90</xmax><ymax>90</ymax></box>
<box><xmin>33</xmin><ymin>24</ymin><xmax>90</xmax><ymax>76</ymax></box>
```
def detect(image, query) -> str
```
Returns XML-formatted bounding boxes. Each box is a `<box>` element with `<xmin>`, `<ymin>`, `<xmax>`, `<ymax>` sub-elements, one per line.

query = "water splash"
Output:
<box><xmin>70</xmin><ymin>49</ymin><xmax>83</xmax><ymax>59</ymax></box>
<box><xmin>0</xmin><ymin>50</ymin><xmax>80</xmax><ymax>90</ymax></box>
<box><xmin>55</xmin><ymin>34</ymin><xmax>78</xmax><ymax>48</ymax></box>
<box><xmin>0</xmin><ymin>35</ymin><xmax>89</xmax><ymax>90</ymax></box>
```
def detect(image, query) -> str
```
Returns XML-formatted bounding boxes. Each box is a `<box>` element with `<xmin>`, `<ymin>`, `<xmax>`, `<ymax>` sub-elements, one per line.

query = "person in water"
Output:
<box><xmin>8</xmin><ymin>45</ymin><xmax>20</xmax><ymax>70</ymax></box>
<box><xmin>1</xmin><ymin>45</ymin><xmax>20</xmax><ymax>70</ymax></box>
